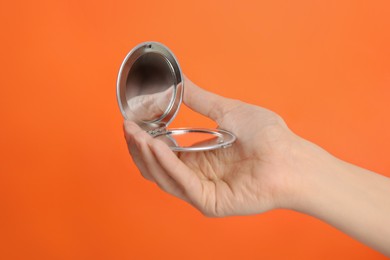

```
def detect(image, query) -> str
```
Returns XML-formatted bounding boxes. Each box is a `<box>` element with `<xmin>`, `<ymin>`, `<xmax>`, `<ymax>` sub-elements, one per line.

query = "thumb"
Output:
<box><xmin>183</xmin><ymin>76</ymin><xmax>237</xmax><ymax>123</ymax></box>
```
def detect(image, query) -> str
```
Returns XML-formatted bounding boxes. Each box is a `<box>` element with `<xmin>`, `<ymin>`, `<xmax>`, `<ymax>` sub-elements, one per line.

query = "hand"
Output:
<box><xmin>123</xmin><ymin>76</ymin><xmax>390</xmax><ymax>256</ymax></box>
<box><xmin>123</xmin><ymin>76</ymin><xmax>309</xmax><ymax>217</ymax></box>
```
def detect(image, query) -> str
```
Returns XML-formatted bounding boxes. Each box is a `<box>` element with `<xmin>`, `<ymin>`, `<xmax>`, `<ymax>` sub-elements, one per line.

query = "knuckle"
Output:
<box><xmin>155</xmin><ymin>180</ymin><xmax>170</xmax><ymax>194</ymax></box>
<box><xmin>134</xmin><ymin>133</ymin><xmax>148</xmax><ymax>149</ymax></box>
<box><xmin>141</xmin><ymin>172</ymin><xmax>154</xmax><ymax>182</ymax></box>
<box><xmin>124</xmin><ymin>121</ymin><xmax>137</xmax><ymax>134</ymax></box>
<box><xmin>133</xmin><ymin>129</ymin><xmax>147</xmax><ymax>141</ymax></box>
<box><xmin>199</xmin><ymin>207</ymin><xmax>224</xmax><ymax>218</ymax></box>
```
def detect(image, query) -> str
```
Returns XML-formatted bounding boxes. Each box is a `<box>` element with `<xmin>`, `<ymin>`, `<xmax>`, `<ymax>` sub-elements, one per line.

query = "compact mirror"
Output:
<box><xmin>117</xmin><ymin>41</ymin><xmax>236</xmax><ymax>152</ymax></box>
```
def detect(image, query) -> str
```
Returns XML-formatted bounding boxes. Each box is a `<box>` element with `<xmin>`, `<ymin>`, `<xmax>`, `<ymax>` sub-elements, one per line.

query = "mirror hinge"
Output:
<box><xmin>147</xmin><ymin>126</ymin><xmax>167</xmax><ymax>137</ymax></box>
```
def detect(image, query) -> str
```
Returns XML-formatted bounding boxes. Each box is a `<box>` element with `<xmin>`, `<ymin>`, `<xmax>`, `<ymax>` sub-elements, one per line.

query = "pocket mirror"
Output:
<box><xmin>116</xmin><ymin>41</ymin><xmax>236</xmax><ymax>152</ymax></box>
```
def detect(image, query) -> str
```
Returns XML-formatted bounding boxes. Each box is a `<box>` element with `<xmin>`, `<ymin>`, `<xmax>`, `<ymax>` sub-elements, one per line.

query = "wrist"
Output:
<box><xmin>276</xmin><ymin>135</ymin><xmax>341</xmax><ymax>212</ymax></box>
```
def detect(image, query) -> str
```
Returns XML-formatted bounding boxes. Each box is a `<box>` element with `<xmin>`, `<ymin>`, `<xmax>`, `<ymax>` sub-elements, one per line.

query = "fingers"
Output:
<box><xmin>183</xmin><ymin>76</ymin><xmax>237</xmax><ymax>123</ymax></box>
<box><xmin>149</xmin><ymin>139</ymin><xmax>203</xmax><ymax>207</ymax></box>
<box><xmin>123</xmin><ymin>120</ymin><xmax>189</xmax><ymax>201</ymax></box>
<box><xmin>123</xmin><ymin>121</ymin><xmax>155</xmax><ymax>181</ymax></box>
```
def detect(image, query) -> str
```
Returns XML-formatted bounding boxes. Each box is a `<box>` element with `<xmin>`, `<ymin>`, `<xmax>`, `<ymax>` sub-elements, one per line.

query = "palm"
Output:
<box><xmin>175</xmin><ymin>104</ymin><xmax>291</xmax><ymax>216</ymax></box>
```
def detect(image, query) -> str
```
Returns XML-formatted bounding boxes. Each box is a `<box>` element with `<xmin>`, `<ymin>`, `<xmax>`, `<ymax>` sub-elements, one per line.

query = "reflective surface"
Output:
<box><xmin>117</xmin><ymin>42</ymin><xmax>183</xmax><ymax>131</ymax></box>
<box><xmin>125</xmin><ymin>53</ymin><xmax>175</xmax><ymax>122</ymax></box>
<box><xmin>117</xmin><ymin>41</ymin><xmax>236</xmax><ymax>152</ymax></box>
<box><xmin>154</xmin><ymin>128</ymin><xmax>236</xmax><ymax>152</ymax></box>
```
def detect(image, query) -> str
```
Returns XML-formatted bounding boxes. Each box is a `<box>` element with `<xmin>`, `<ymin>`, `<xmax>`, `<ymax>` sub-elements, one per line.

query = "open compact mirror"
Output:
<box><xmin>116</xmin><ymin>41</ymin><xmax>236</xmax><ymax>152</ymax></box>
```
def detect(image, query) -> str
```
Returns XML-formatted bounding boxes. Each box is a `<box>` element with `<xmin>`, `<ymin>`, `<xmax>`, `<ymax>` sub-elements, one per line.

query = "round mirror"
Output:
<box><xmin>117</xmin><ymin>42</ymin><xmax>183</xmax><ymax>131</ymax></box>
<box><xmin>117</xmin><ymin>42</ymin><xmax>236</xmax><ymax>152</ymax></box>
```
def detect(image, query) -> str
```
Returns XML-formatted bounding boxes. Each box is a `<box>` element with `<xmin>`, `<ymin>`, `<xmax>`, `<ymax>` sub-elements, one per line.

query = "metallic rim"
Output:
<box><xmin>154</xmin><ymin>128</ymin><xmax>237</xmax><ymax>152</ymax></box>
<box><xmin>116</xmin><ymin>41</ymin><xmax>183</xmax><ymax>129</ymax></box>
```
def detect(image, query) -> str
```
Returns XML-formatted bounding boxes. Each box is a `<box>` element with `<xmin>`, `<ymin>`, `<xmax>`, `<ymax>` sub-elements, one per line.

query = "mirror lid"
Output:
<box><xmin>116</xmin><ymin>41</ymin><xmax>183</xmax><ymax>132</ymax></box>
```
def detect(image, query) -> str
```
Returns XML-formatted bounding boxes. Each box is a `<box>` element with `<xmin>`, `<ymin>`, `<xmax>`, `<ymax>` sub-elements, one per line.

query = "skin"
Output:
<box><xmin>123</xmin><ymin>76</ymin><xmax>390</xmax><ymax>256</ymax></box>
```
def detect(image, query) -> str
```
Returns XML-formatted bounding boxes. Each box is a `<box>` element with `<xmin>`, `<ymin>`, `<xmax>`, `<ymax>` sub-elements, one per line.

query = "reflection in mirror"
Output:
<box><xmin>125</xmin><ymin>86</ymin><xmax>174</xmax><ymax>122</ymax></box>
<box><xmin>125</xmin><ymin>52</ymin><xmax>175</xmax><ymax>122</ymax></box>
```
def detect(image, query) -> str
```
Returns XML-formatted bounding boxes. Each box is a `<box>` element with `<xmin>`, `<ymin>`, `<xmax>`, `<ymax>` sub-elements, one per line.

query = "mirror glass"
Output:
<box><xmin>124</xmin><ymin>52</ymin><xmax>175</xmax><ymax>123</ymax></box>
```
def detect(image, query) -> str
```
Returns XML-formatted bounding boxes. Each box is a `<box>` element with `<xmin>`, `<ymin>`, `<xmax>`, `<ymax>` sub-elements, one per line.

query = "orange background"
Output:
<box><xmin>1</xmin><ymin>0</ymin><xmax>389</xmax><ymax>259</ymax></box>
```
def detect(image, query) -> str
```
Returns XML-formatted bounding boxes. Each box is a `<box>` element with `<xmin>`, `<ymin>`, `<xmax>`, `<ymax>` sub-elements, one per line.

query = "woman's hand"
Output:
<box><xmin>123</xmin><ymin>76</ymin><xmax>312</xmax><ymax>217</ymax></box>
<box><xmin>123</xmin><ymin>76</ymin><xmax>390</xmax><ymax>256</ymax></box>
